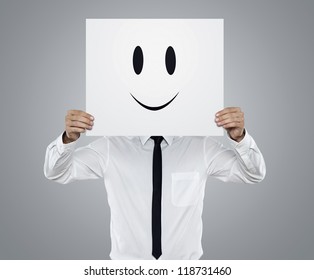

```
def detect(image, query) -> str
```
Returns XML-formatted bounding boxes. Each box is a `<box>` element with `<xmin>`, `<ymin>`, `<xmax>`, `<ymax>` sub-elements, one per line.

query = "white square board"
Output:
<box><xmin>86</xmin><ymin>19</ymin><xmax>223</xmax><ymax>136</ymax></box>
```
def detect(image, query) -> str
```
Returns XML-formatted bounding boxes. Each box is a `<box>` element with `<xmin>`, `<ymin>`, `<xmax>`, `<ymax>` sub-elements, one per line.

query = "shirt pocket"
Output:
<box><xmin>171</xmin><ymin>172</ymin><xmax>202</xmax><ymax>207</ymax></box>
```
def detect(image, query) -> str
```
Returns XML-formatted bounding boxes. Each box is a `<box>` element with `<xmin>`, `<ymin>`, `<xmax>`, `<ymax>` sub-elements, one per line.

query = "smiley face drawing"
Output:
<box><xmin>111</xmin><ymin>20</ymin><xmax>199</xmax><ymax>115</ymax></box>
<box><xmin>130</xmin><ymin>46</ymin><xmax>179</xmax><ymax>111</ymax></box>
<box><xmin>130</xmin><ymin>45</ymin><xmax>179</xmax><ymax>111</ymax></box>
<box><xmin>86</xmin><ymin>19</ymin><xmax>224</xmax><ymax>136</ymax></box>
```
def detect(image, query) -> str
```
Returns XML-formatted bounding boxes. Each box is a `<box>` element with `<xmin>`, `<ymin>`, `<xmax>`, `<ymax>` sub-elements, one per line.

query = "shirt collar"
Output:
<box><xmin>140</xmin><ymin>136</ymin><xmax>174</xmax><ymax>146</ymax></box>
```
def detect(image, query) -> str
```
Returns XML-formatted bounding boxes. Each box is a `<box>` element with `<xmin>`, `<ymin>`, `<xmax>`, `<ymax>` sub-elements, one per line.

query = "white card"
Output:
<box><xmin>86</xmin><ymin>19</ymin><xmax>223</xmax><ymax>136</ymax></box>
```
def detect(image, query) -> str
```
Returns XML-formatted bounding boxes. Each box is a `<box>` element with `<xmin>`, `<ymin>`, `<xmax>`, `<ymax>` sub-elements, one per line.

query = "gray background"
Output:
<box><xmin>0</xmin><ymin>0</ymin><xmax>313</xmax><ymax>259</ymax></box>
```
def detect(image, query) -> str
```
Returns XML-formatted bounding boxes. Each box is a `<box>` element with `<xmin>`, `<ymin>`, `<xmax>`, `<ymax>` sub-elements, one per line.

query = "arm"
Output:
<box><xmin>43</xmin><ymin>110</ymin><xmax>108</xmax><ymax>184</ymax></box>
<box><xmin>44</xmin><ymin>132</ymin><xmax>108</xmax><ymax>184</ymax></box>
<box><xmin>205</xmin><ymin>107</ymin><xmax>266</xmax><ymax>183</ymax></box>
<box><xmin>204</xmin><ymin>130</ymin><xmax>266</xmax><ymax>183</ymax></box>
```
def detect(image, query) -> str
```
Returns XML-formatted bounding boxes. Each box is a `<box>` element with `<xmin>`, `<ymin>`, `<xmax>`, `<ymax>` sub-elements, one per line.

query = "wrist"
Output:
<box><xmin>62</xmin><ymin>131</ymin><xmax>78</xmax><ymax>144</ymax></box>
<box><xmin>229</xmin><ymin>129</ymin><xmax>245</xmax><ymax>142</ymax></box>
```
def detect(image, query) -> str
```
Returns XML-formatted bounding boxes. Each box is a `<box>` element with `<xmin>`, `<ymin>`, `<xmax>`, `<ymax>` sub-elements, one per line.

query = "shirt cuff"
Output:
<box><xmin>228</xmin><ymin>129</ymin><xmax>253</xmax><ymax>156</ymax></box>
<box><xmin>56</xmin><ymin>132</ymin><xmax>77</xmax><ymax>155</ymax></box>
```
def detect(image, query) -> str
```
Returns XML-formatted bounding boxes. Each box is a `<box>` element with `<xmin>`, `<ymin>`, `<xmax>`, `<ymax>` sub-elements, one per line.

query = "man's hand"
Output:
<box><xmin>63</xmin><ymin>110</ymin><xmax>94</xmax><ymax>144</ymax></box>
<box><xmin>215</xmin><ymin>107</ymin><xmax>245</xmax><ymax>142</ymax></box>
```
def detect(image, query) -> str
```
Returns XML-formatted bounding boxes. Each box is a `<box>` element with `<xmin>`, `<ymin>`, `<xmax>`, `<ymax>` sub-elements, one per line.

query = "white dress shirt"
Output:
<box><xmin>44</xmin><ymin>132</ymin><xmax>266</xmax><ymax>260</ymax></box>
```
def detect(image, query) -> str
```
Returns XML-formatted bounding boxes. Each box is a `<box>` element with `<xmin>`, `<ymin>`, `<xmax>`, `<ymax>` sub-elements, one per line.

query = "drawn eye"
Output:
<box><xmin>165</xmin><ymin>46</ymin><xmax>176</xmax><ymax>75</ymax></box>
<box><xmin>133</xmin><ymin>46</ymin><xmax>144</xmax><ymax>75</ymax></box>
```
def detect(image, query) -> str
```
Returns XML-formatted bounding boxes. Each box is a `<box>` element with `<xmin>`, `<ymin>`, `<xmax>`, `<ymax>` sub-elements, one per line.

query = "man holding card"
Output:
<box><xmin>44</xmin><ymin>107</ymin><xmax>265</xmax><ymax>260</ymax></box>
<box><xmin>44</xmin><ymin>19</ymin><xmax>265</xmax><ymax>259</ymax></box>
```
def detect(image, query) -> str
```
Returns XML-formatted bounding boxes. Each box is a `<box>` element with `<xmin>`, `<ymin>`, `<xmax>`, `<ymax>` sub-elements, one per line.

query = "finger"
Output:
<box><xmin>68</xmin><ymin>127</ymin><xmax>86</xmax><ymax>134</ymax></box>
<box><xmin>68</xmin><ymin>110</ymin><xmax>94</xmax><ymax>120</ymax></box>
<box><xmin>66</xmin><ymin>120</ymin><xmax>93</xmax><ymax>130</ymax></box>
<box><xmin>70</xmin><ymin>122</ymin><xmax>92</xmax><ymax>130</ymax></box>
<box><xmin>69</xmin><ymin>115</ymin><xmax>94</xmax><ymax>126</ymax></box>
<box><xmin>222</xmin><ymin>122</ymin><xmax>243</xmax><ymax>129</ymax></box>
<box><xmin>66</xmin><ymin>113</ymin><xmax>94</xmax><ymax>127</ymax></box>
<box><xmin>216</xmin><ymin>113</ymin><xmax>243</xmax><ymax>124</ymax></box>
<box><xmin>217</xmin><ymin>118</ymin><xmax>244</xmax><ymax>127</ymax></box>
<box><xmin>216</xmin><ymin>112</ymin><xmax>243</xmax><ymax>122</ymax></box>
<box><xmin>217</xmin><ymin>122</ymin><xmax>243</xmax><ymax>129</ymax></box>
<box><xmin>216</xmin><ymin>107</ymin><xmax>241</xmax><ymax>117</ymax></box>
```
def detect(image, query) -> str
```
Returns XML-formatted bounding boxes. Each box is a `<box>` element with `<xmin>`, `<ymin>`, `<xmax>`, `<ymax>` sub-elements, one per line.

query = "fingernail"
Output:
<box><xmin>216</xmin><ymin>113</ymin><xmax>219</xmax><ymax>117</ymax></box>
<box><xmin>90</xmin><ymin>116</ymin><xmax>94</xmax><ymax>120</ymax></box>
<box><xmin>215</xmin><ymin>118</ymin><xmax>219</xmax><ymax>122</ymax></box>
<box><xmin>90</xmin><ymin>121</ymin><xmax>94</xmax><ymax>125</ymax></box>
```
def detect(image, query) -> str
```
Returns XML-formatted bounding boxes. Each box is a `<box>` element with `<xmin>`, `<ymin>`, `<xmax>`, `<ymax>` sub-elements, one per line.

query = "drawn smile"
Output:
<box><xmin>130</xmin><ymin>92</ymin><xmax>179</xmax><ymax>111</ymax></box>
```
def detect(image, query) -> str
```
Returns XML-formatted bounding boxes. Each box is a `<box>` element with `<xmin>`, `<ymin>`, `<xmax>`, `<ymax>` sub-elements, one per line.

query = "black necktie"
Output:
<box><xmin>151</xmin><ymin>136</ymin><xmax>163</xmax><ymax>259</ymax></box>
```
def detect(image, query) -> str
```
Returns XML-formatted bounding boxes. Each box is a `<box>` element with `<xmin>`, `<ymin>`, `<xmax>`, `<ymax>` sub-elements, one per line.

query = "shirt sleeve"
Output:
<box><xmin>43</xmin><ymin>132</ymin><xmax>109</xmax><ymax>184</ymax></box>
<box><xmin>204</xmin><ymin>130</ymin><xmax>266</xmax><ymax>183</ymax></box>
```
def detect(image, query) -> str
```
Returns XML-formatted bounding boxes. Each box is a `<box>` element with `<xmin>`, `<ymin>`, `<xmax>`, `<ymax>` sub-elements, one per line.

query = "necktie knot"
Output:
<box><xmin>151</xmin><ymin>136</ymin><xmax>163</xmax><ymax>145</ymax></box>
